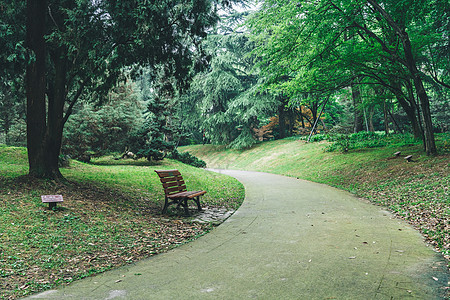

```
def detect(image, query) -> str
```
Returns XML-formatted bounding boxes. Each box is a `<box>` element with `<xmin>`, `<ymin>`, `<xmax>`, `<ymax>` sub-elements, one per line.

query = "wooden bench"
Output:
<box><xmin>155</xmin><ymin>169</ymin><xmax>206</xmax><ymax>215</ymax></box>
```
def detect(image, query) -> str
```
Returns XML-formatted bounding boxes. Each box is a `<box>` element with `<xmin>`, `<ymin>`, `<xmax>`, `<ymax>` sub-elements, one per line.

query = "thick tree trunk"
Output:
<box><xmin>26</xmin><ymin>0</ymin><xmax>51</xmax><ymax>178</ymax></box>
<box><xmin>26</xmin><ymin>0</ymin><xmax>65</xmax><ymax>179</ymax></box>
<box><xmin>46</xmin><ymin>47</ymin><xmax>69</xmax><ymax>178</ymax></box>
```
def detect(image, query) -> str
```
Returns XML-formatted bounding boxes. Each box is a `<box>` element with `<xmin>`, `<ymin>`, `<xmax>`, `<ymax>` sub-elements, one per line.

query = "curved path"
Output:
<box><xmin>28</xmin><ymin>170</ymin><xmax>448</xmax><ymax>299</ymax></box>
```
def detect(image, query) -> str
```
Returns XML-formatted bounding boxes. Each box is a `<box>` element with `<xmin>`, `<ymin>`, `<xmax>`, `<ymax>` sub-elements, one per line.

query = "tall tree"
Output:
<box><xmin>26</xmin><ymin>0</ymin><xmax>48</xmax><ymax>177</ymax></box>
<box><xmin>182</xmin><ymin>31</ymin><xmax>278</xmax><ymax>148</ymax></box>
<box><xmin>17</xmin><ymin>0</ymin><xmax>241</xmax><ymax>179</ymax></box>
<box><xmin>249</xmin><ymin>0</ymin><xmax>441</xmax><ymax>154</ymax></box>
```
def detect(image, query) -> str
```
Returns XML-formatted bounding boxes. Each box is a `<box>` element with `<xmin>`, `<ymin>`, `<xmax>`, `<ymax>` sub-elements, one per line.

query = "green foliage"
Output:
<box><xmin>178</xmin><ymin>29</ymin><xmax>279</xmax><ymax>149</ymax></box>
<box><xmin>0</xmin><ymin>76</ymin><xmax>26</xmax><ymax>146</ymax></box>
<box><xmin>1</xmin><ymin>0</ymin><xmax>245</xmax><ymax>178</ymax></box>
<box><xmin>130</xmin><ymin>69</ymin><xmax>179</xmax><ymax>161</ymax></box>
<box><xmin>248</xmin><ymin>0</ymin><xmax>448</xmax><ymax>154</ymax></box>
<box><xmin>0</xmin><ymin>1</ymin><xmax>26</xmax><ymax>79</ymax></box>
<box><xmin>168</xmin><ymin>150</ymin><xmax>207</xmax><ymax>168</ymax></box>
<box><xmin>326</xmin><ymin>134</ymin><xmax>352</xmax><ymax>153</ymax></box>
<box><xmin>307</xmin><ymin>134</ymin><xmax>328</xmax><ymax>142</ymax></box>
<box><xmin>322</xmin><ymin>132</ymin><xmax>424</xmax><ymax>152</ymax></box>
<box><xmin>63</xmin><ymin>82</ymin><xmax>145</xmax><ymax>161</ymax></box>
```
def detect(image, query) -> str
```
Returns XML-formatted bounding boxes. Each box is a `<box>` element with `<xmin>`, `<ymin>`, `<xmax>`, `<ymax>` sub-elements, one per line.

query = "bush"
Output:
<box><xmin>168</xmin><ymin>149</ymin><xmax>207</xmax><ymax>168</ymax></box>
<box><xmin>308</xmin><ymin>134</ymin><xmax>328</xmax><ymax>142</ymax></box>
<box><xmin>326</xmin><ymin>131</ymin><xmax>387</xmax><ymax>152</ymax></box>
<box><xmin>326</xmin><ymin>134</ymin><xmax>351</xmax><ymax>152</ymax></box>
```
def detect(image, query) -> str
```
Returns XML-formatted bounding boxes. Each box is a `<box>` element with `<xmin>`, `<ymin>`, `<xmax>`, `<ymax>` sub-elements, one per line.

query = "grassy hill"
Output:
<box><xmin>0</xmin><ymin>146</ymin><xmax>244</xmax><ymax>299</ymax></box>
<box><xmin>182</xmin><ymin>134</ymin><xmax>450</xmax><ymax>266</ymax></box>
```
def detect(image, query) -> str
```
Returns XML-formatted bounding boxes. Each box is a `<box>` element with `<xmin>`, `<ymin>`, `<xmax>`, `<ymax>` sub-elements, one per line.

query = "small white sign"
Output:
<box><xmin>41</xmin><ymin>195</ymin><xmax>64</xmax><ymax>203</ymax></box>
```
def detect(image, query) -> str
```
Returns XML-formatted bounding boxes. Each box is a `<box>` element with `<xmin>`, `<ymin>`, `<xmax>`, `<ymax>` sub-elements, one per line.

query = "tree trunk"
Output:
<box><xmin>26</xmin><ymin>0</ymin><xmax>65</xmax><ymax>179</ymax></box>
<box><xmin>26</xmin><ymin>0</ymin><xmax>52</xmax><ymax>178</ymax></box>
<box><xmin>383</xmin><ymin>100</ymin><xmax>390</xmax><ymax>134</ymax></box>
<box><xmin>351</xmin><ymin>82</ymin><xmax>364</xmax><ymax>133</ymax></box>
<box><xmin>403</xmin><ymin>44</ymin><xmax>436</xmax><ymax>154</ymax></box>
<box><xmin>390</xmin><ymin>82</ymin><xmax>422</xmax><ymax>139</ymax></box>
<box><xmin>300</xmin><ymin>106</ymin><xmax>305</xmax><ymax>128</ymax></box>
<box><xmin>310</xmin><ymin>101</ymin><xmax>318</xmax><ymax>133</ymax></box>
<box><xmin>278</xmin><ymin>104</ymin><xmax>287</xmax><ymax>139</ymax></box>
<box><xmin>288</xmin><ymin>108</ymin><xmax>295</xmax><ymax>136</ymax></box>
<box><xmin>368</xmin><ymin>107</ymin><xmax>375</xmax><ymax>132</ymax></box>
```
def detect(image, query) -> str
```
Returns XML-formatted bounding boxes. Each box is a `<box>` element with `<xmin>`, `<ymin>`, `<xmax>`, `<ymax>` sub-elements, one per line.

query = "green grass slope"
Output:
<box><xmin>0</xmin><ymin>146</ymin><xmax>244</xmax><ymax>299</ymax></box>
<box><xmin>182</xmin><ymin>136</ymin><xmax>450</xmax><ymax>265</ymax></box>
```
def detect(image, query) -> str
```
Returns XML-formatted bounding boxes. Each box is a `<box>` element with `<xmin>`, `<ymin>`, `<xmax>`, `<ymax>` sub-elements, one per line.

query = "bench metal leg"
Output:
<box><xmin>162</xmin><ymin>196</ymin><xmax>169</xmax><ymax>214</ymax></box>
<box><xmin>182</xmin><ymin>198</ymin><xmax>190</xmax><ymax>216</ymax></box>
<box><xmin>194</xmin><ymin>196</ymin><xmax>202</xmax><ymax>212</ymax></box>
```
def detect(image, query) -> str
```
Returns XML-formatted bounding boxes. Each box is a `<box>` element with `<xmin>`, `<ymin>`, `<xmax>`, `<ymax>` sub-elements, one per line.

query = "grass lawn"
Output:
<box><xmin>0</xmin><ymin>147</ymin><xmax>244</xmax><ymax>299</ymax></box>
<box><xmin>182</xmin><ymin>133</ymin><xmax>450</xmax><ymax>266</ymax></box>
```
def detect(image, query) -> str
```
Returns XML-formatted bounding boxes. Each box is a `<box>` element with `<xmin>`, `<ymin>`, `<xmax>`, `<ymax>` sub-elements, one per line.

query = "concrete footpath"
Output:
<box><xmin>27</xmin><ymin>170</ymin><xmax>449</xmax><ymax>299</ymax></box>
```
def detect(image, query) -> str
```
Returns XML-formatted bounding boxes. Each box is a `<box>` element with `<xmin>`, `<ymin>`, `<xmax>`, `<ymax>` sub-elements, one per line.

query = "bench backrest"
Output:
<box><xmin>154</xmin><ymin>169</ymin><xmax>187</xmax><ymax>196</ymax></box>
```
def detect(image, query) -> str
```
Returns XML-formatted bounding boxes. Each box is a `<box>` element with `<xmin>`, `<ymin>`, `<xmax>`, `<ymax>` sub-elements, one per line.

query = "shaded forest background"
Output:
<box><xmin>0</xmin><ymin>0</ymin><xmax>449</xmax><ymax>169</ymax></box>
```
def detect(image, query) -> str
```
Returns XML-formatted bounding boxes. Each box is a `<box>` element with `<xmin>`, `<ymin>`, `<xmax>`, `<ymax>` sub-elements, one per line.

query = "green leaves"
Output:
<box><xmin>179</xmin><ymin>31</ymin><xmax>279</xmax><ymax>149</ymax></box>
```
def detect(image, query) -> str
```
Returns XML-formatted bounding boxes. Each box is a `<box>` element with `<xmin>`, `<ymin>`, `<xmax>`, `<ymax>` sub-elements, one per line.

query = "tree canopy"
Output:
<box><xmin>1</xmin><ymin>0</ymin><xmax>245</xmax><ymax>178</ymax></box>
<box><xmin>247</xmin><ymin>0</ymin><xmax>449</xmax><ymax>155</ymax></box>
<box><xmin>0</xmin><ymin>0</ymin><xmax>448</xmax><ymax>174</ymax></box>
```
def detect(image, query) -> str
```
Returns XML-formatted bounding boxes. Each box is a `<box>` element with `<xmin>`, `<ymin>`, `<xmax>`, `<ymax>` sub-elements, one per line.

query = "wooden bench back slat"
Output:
<box><xmin>155</xmin><ymin>170</ymin><xmax>181</xmax><ymax>177</ymax></box>
<box><xmin>166</xmin><ymin>185</ymin><xmax>187</xmax><ymax>195</ymax></box>
<box><xmin>155</xmin><ymin>170</ymin><xmax>187</xmax><ymax>195</ymax></box>
<box><xmin>163</xmin><ymin>181</ymin><xmax>186</xmax><ymax>189</ymax></box>
<box><xmin>159</xmin><ymin>177</ymin><xmax>183</xmax><ymax>184</ymax></box>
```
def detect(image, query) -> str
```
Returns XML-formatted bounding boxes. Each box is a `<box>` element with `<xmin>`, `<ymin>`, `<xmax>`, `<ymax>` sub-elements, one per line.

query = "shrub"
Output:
<box><xmin>168</xmin><ymin>149</ymin><xmax>207</xmax><ymax>168</ymax></box>
<box><xmin>308</xmin><ymin>134</ymin><xmax>328</xmax><ymax>142</ymax></box>
<box><xmin>326</xmin><ymin>131</ymin><xmax>387</xmax><ymax>152</ymax></box>
<box><xmin>326</xmin><ymin>134</ymin><xmax>351</xmax><ymax>152</ymax></box>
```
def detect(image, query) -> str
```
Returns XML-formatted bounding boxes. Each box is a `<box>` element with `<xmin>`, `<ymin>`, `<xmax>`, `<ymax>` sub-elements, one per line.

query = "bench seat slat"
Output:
<box><xmin>168</xmin><ymin>190</ymin><xmax>206</xmax><ymax>199</ymax></box>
